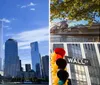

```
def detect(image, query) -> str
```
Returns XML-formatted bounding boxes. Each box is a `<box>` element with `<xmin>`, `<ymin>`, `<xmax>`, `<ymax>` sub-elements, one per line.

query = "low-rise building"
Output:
<box><xmin>51</xmin><ymin>23</ymin><xmax>100</xmax><ymax>42</ymax></box>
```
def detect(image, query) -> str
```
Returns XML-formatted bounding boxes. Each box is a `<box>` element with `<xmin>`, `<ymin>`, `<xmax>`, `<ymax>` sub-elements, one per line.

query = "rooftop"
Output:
<box><xmin>50</xmin><ymin>23</ymin><xmax>100</xmax><ymax>36</ymax></box>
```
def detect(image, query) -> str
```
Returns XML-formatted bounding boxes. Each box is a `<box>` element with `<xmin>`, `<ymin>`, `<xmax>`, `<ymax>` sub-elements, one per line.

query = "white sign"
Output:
<box><xmin>65</xmin><ymin>56</ymin><xmax>91</xmax><ymax>66</ymax></box>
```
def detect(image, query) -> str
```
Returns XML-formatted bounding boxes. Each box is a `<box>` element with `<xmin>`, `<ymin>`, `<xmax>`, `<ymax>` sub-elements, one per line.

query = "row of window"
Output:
<box><xmin>51</xmin><ymin>36</ymin><xmax>99</xmax><ymax>42</ymax></box>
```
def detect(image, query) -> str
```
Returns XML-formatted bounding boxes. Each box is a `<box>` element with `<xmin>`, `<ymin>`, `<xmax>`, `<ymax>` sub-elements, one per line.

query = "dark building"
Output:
<box><xmin>36</xmin><ymin>63</ymin><xmax>41</xmax><ymax>78</ymax></box>
<box><xmin>4</xmin><ymin>39</ymin><xmax>20</xmax><ymax>77</ymax></box>
<box><xmin>41</xmin><ymin>55</ymin><xmax>49</xmax><ymax>78</ymax></box>
<box><xmin>25</xmin><ymin>64</ymin><xmax>31</xmax><ymax>72</ymax></box>
<box><xmin>19</xmin><ymin>60</ymin><xmax>23</xmax><ymax>71</ymax></box>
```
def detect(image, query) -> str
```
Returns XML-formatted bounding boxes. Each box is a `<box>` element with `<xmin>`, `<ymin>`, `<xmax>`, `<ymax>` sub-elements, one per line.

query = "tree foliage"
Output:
<box><xmin>51</xmin><ymin>0</ymin><xmax>100</xmax><ymax>25</ymax></box>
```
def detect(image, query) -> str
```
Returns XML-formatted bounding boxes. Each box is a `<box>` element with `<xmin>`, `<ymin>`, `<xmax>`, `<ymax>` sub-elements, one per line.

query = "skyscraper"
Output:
<box><xmin>4</xmin><ymin>39</ymin><xmax>20</xmax><ymax>77</ymax></box>
<box><xmin>41</xmin><ymin>55</ymin><xmax>49</xmax><ymax>78</ymax></box>
<box><xmin>25</xmin><ymin>64</ymin><xmax>31</xmax><ymax>72</ymax></box>
<box><xmin>36</xmin><ymin>63</ymin><xmax>41</xmax><ymax>78</ymax></box>
<box><xmin>51</xmin><ymin>43</ymin><xmax>100</xmax><ymax>85</ymax></box>
<box><xmin>19</xmin><ymin>60</ymin><xmax>23</xmax><ymax>71</ymax></box>
<box><xmin>30</xmin><ymin>42</ymin><xmax>41</xmax><ymax>71</ymax></box>
<box><xmin>0</xmin><ymin>21</ymin><xmax>3</xmax><ymax>71</ymax></box>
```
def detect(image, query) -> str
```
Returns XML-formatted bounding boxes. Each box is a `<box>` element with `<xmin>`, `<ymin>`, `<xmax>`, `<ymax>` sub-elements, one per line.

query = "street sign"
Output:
<box><xmin>65</xmin><ymin>56</ymin><xmax>91</xmax><ymax>66</ymax></box>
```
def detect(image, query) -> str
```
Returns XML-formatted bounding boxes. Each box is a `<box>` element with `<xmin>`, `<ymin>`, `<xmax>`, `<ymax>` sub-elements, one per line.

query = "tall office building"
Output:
<box><xmin>41</xmin><ymin>55</ymin><xmax>49</xmax><ymax>78</ymax></box>
<box><xmin>0</xmin><ymin>21</ymin><xmax>3</xmax><ymax>71</ymax></box>
<box><xmin>36</xmin><ymin>63</ymin><xmax>41</xmax><ymax>78</ymax></box>
<box><xmin>4</xmin><ymin>39</ymin><xmax>20</xmax><ymax>77</ymax></box>
<box><xmin>30</xmin><ymin>42</ymin><xmax>41</xmax><ymax>71</ymax></box>
<box><xmin>50</xmin><ymin>43</ymin><xmax>100</xmax><ymax>85</ymax></box>
<box><xmin>19</xmin><ymin>60</ymin><xmax>23</xmax><ymax>71</ymax></box>
<box><xmin>25</xmin><ymin>64</ymin><xmax>31</xmax><ymax>72</ymax></box>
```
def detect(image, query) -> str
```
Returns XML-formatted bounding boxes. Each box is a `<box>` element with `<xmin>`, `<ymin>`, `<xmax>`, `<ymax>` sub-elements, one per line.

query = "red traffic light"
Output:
<box><xmin>54</xmin><ymin>48</ymin><xmax>66</xmax><ymax>57</ymax></box>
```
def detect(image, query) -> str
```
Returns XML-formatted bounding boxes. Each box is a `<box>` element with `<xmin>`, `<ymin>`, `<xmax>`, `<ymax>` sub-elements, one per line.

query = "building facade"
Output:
<box><xmin>41</xmin><ymin>55</ymin><xmax>49</xmax><ymax>78</ymax></box>
<box><xmin>25</xmin><ymin>64</ymin><xmax>31</xmax><ymax>72</ymax></box>
<box><xmin>50</xmin><ymin>23</ymin><xmax>100</xmax><ymax>42</ymax></box>
<box><xmin>30</xmin><ymin>42</ymin><xmax>41</xmax><ymax>74</ymax></box>
<box><xmin>24</xmin><ymin>70</ymin><xmax>35</xmax><ymax>79</ymax></box>
<box><xmin>50</xmin><ymin>43</ymin><xmax>100</xmax><ymax>85</ymax></box>
<box><xmin>36</xmin><ymin>63</ymin><xmax>41</xmax><ymax>78</ymax></box>
<box><xmin>4</xmin><ymin>39</ymin><xmax>20</xmax><ymax>77</ymax></box>
<box><xmin>19</xmin><ymin>60</ymin><xmax>23</xmax><ymax>72</ymax></box>
<box><xmin>0</xmin><ymin>21</ymin><xmax>3</xmax><ymax>71</ymax></box>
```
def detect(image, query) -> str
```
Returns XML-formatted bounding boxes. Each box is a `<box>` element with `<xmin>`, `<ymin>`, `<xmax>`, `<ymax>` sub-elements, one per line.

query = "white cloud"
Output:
<box><xmin>21</xmin><ymin>5</ymin><xmax>27</xmax><ymax>8</ymax></box>
<box><xmin>20</xmin><ymin>2</ymin><xmax>36</xmax><ymax>9</ymax></box>
<box><xmin>19</xmin><ymin>46</ymin><xmax>30</xmax><ymax>49</ymax></box>
<box><xmin>11</xmin><ymin>27</ymin><xmax>49</xmax><ymax>49</ymax></box>
<box><xmin>28</xmin><ymin>2</ymin><xmax>36</xmax><ymax>6</ymax></box>
<box><xmin>30</xmin><ymin>8</ymin><xmax>35</xmax><ymax>11</ymax></box>
<box><xmin>0</xmin><ymin>18</ymin><xmax>10</xmax><ymax>23</ymax></box>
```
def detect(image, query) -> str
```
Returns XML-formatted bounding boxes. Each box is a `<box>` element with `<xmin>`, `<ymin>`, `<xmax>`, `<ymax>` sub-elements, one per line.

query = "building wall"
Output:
<box><xmin>50</xmin><ymin>23</ymin><xmax>100</xmax><ymax>42</ymax></box>
<box><xmin>42</xmin><ymin>55</ymin><xmax>49</xmax><ymax>78</ymax></box>
<box><xmin>36</xmin><ymin>63</ymin><xmax>41</xmax><ymax>78</ymax></box>
<box><xmin>25</xmin><ymin>64</ymin><xmax>31</xmax><ymax>72</ymax></box>
<box><xmin>51</xmin><ymin>35</ymin><xmax>99</xmax><ymax>42</ymax></box>
<box><xmin>51</xmin><ymin>43</ymin><xmax>100</xmax><ymax>85</ymax></box>
<box><xmin>4</xmin><ymin>39</ymin><xmax>20</xmax><ymax>77</ymax></box>
<box><xmin>83</xmin><ymin>44</ymin><xmax>100</xmax><ymax>85</ymax></box>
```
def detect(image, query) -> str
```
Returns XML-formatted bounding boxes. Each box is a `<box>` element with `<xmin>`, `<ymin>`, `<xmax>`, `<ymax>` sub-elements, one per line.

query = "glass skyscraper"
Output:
<box><xmin>0</xmin><ymin>21</ymin><xmax>3</xmax><ymax>71</ymax></box>
<box><xmin>50</xmin><ymin>43</ymin><xmax>100</xmax><ymax>85</ymax></box>
<box><xmin>4</xmin><ymin>39</ymin><xmax>20</xmax><ymax>77</ymax></box>
<box><xmin>36</xmin><ymin>63</ymin><xmax>41</xmax><ymax>78</ymax></box>
<box><xmin>30</xmin><ymin>41</ymin><xmax>41</xmax><ymax>77</ymax></box>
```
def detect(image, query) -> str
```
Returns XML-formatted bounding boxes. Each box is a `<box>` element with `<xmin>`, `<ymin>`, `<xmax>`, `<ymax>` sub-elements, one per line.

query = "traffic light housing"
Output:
<box><xmin>51</xmin><ymin>48</ymin><xmax>69</xmax><ymax>85</ymax></box>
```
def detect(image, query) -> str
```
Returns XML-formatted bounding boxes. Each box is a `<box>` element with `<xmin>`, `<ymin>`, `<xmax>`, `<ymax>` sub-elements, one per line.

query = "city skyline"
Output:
<box><xmin>0</xmin><ymin>0</ymin><xmax>49</xmax><ymax>69</ymax></box>
<box><xmin>4</xmin><ymin>38</ymin><xmax>49</xmax><ymax>78</ymax></box>
<box><xmin>3</xmin><ymin>38</ymin><xmax>48</xmax><ymax>71</ymax></box>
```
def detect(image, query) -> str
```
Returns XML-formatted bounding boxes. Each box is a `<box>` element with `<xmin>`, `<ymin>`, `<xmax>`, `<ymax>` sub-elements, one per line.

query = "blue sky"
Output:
<box><xmin>0</xmin><ymin>0</ymin><xmax>49</xmax><ymax>69</ymax></box>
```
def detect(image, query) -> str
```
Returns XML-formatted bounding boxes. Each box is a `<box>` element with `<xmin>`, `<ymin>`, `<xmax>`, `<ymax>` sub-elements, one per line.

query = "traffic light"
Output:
<box><xmin>51</xmin><ymin>48</ymin><xmax>69</xmax><ymax>85</ymax></box>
